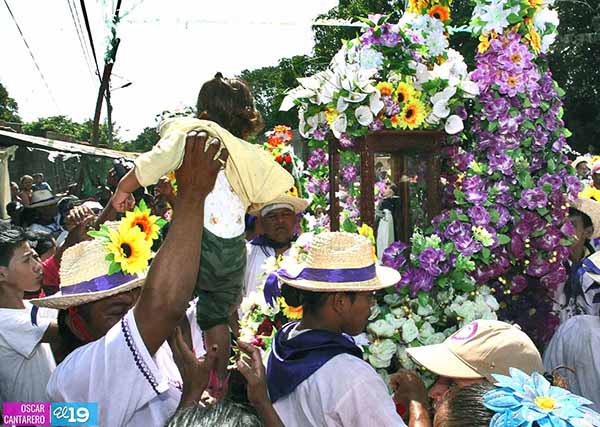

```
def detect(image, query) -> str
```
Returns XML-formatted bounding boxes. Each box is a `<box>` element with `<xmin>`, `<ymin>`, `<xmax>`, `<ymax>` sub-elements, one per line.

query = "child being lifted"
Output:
<box><xmin>112</xmin><ymin>73</ymin><xmax>293</xmax><ymax>398</ymax></box>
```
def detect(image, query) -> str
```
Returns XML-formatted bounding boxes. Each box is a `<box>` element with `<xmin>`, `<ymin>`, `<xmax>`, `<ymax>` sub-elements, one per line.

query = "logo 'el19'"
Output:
<box><xmin>50</xmin><ymin>403</ymin><xmax>98</xmax><ymax>426</ymax></box>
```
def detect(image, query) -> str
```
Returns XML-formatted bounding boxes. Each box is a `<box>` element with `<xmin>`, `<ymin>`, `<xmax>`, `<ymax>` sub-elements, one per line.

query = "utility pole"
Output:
<box><xmin>92</xmin><ymin>0</ymin><xmax>123</xmax><ymax>146</ymax></box>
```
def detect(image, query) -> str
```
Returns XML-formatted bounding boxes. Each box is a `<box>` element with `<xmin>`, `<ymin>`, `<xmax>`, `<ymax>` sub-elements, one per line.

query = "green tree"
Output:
<box><xmin>22</xmin><ymin>115</ymin><xmax>116</xmax><ymax>146</ymax></box>
<box><xmin>0</xmin><ymin>82</ymin><xmax>21</xmax><ymax>122</ymax></box>
<box><xmin>122</xmin><ymin>126</ymin><xmax>159</xmax><ymax>152</ymax></box>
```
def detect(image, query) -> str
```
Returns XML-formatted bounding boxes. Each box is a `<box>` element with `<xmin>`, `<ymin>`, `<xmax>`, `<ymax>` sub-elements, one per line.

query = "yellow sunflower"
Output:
<box><xmin>280</xmin><ymin>298</ymin><xmax>303</xmax><ymax>320</ymax></box>
<box><xmin>428</xmin><ymin>5</ymin><xmax>450</xmax><ymax>22</ymax></box>
<box><xmin>358</xmin><ymin>223</ymin><xmax>375</xmax><ymax>244</ymax></box>
<box><xmin>287</xmin><ymin>186</ymin><xmax>299</xmax><ymax>198</ymax></box>
<box><xmin>376</xmin><ymin>82</ymin><xmax>395</xmax><ymax>97</ymax></box>
<box><xmin>122</xmin><ymin>203</ymin><xmax>162</xmax><ymax>242</ymax></box>
<box><xmin>395</xmin><ymin>82</ymin><xmax>416</xmax><ymax>104</ymax></box>
<box><xmin>398</xmin><ymin>99</ymin><xmax>427</xmax><ymax>130</ymax></box>
<box><xmin>106</xmin><ymin>224</ymin><xmax>152</xmax><ymax>275</ymax></box>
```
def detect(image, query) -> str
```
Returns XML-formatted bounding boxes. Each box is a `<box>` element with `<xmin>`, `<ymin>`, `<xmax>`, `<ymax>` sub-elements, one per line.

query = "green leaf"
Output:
<box><xmin>105</xmin><ymin>253</ymin><xmax>115</xmax><ymax>262</ymax></box>
<box><xmin>481</xmin><ymin>247</ymin><xmax>491</xmax><ymax>263</ymax></box>
<box><xmin>563</xmin><ymin>128</ymin><xmax>572</xmax><ymax>138</ymax></box>
<box><xmin>458</xmin><ymin>214</ymin><xmax>469</xmax><ymax>222</ymax></box>
<box><xmin>88</xmin><ymin>230</ymin><xmax>108</xmax><ymax>240</ymax></box>
<box><xmin>418</xmin><ymin>291</ymin><xmax>430</xmax><ymax>307</ymax></box>
<box><xmin>490</xmin><ymin>209</ymin><xmax>500</xmax><ymax>223</ymax></box>
<box><xmin>537</xmin><ymin>208</ymin><xmax>549</xmax><ymax>216</ymax></box>
<box><xmin>108</xmin><ymin>261</ymin><xmax>122</xmax><ymax>275</ymax></box>
<box><xmin>138</xmin><ymin>198</ymin><xmax>148</xmax><ymax>212</ymax></box>
<box><xmin>497</xmin><ymin>234</ymin><xmax>511</xmax><ymax>245</ymax></box>
<box><xmin>488</xmin><ymin>121</ymin><xmax>498</xmax><ymax>132</ymax></box>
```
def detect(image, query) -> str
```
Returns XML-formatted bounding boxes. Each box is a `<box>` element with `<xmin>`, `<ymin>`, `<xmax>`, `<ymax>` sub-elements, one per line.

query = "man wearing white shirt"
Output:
<box><xmin>265</xmin><ymin>232</ymin><xmax>407</xmax><ymax>427</ymax></box>
<box><xmin>0</xmin><ymin>227</ymin><xmax>58</xmax><ymax>405</ymax></box>
<box><xmin>32</xmin><ymin>131</ymin><xmax>225</xmax><ymax>426</ymax></box>
<box><xmin>244</xmin><ymin>194</ymin><xmax>309</xmax><ymax>297</ymax></box>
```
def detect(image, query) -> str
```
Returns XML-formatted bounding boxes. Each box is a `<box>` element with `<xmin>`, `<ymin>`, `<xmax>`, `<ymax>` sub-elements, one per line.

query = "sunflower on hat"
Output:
<box><xmin>121</xmin><ymin>199</ymin><xmax>167</xmax><ymax>242</ymax></box>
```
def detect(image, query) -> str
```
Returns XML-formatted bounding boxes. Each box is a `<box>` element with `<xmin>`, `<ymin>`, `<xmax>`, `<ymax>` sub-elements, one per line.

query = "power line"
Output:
<box><xmin>67</xmin><ymin>0</ymin><xmax>98</xmax><ymax>83</ymax></box>
<box><xmin>2</xmin><ymin>0</ymin><xmax>60</xmax><ymax>110</ymax></box>
<box><xmin>79</xmin><ymin>0</ymin><xmax>101</xmax><ymax>79</ymax></box>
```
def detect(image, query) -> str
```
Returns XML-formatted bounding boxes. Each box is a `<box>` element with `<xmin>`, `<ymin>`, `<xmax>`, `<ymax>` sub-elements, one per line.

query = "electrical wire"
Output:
<box><xmin>79</xmin><ymin>0</ymin><xmax>101</xmax><ymax>79</ymax></box>
<box><xmin>67</xmin><ymin>0</ymin><xmax>98</xmax><ymax>82</ymax></box>
<box><xmin>2</xmin><ymin>0</ymin><xmax>60</xmax><ymax>109</ymax></box>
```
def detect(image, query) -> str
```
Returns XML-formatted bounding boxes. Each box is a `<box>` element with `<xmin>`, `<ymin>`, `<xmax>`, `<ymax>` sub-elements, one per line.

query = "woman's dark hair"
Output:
<box><xmin>0</xmin><ymin>227</ymin><xmax>26</xmax><ymax>267</ymax></box>
<box><xmin>439</xmin><ymin>382</ymin><xmax>495</xmax><ymax>427</ymax></box>
<box><xmin>166</xmin><ymin>400</ymin><xmax>262</xmax><ymax>427</ymax></box>
<box><xmin>281</xmin><ymin>283</ymin><xmax>356</xmax><ymax>316</ymax></box>
<box><xmin>569</xmin><ymin>207</ymin><xmax>593</xmax><ymax>230</ymax></box>
<box><xmin>196</xmin><ymin>72</ymin><xmax>264</xmax><ymax>139</ymax></box>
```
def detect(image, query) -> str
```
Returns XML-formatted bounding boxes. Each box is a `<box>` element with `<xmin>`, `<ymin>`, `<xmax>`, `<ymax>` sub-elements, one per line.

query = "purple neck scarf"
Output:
<box><xmin>266</xmin><ymin>322</ymin><xmax>363</xmax><ymax>403</ymax></box>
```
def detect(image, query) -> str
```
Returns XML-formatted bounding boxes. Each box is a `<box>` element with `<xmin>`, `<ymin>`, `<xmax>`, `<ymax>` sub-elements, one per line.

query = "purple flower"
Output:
<box><xmin>540</xmin><ymin>266</ymin><xmax>567</xmax><ymax>292</ymax></box>
<box><xmin>560</xmin><ymin>220</ymin><xmax>575</xmax><ymax>238</ymax></box>
<box><xmin>535</xmin><ymin>226</ymin><xmax>561</xmax><ymax>251</ymax></box>
<box><xmin>526</xmin><ymin>257</ymin><xmax>552</xmax><ymax>277</ymax></box>
<box><xmin>519</xmin><ymin>188</ymin><xmax>548</xmax><ymax>210</ymax></box>
<box><xmin>369</xmin><ymin>119</ymin><xmax>385</xmax><ymax>131</ymax></box>
<box><xmin>307</xmin><ymin>148</ymin><xmax>328</xmax><ymax>169</ymax></box>
<box><xmin>468</xmin><ymin>206</ymin><xmax>491</xmax><ymax>227</ymax></box>
<box><xmin>409</xmin><ymin>268</ymin><xmax>434</xmax><ymax>296</ymax></box>
<box><xmin>494</xmin><ymin>205</ymin><xmax>512</xmax><ymax>228</ymax></box>
<box><xmin>341</xmin><ymin>164</ymin><xmax>358</xmax><ymax>184</ymax></box>
<box><xmin>419</xmin><ymin>248</ymin><xmax>446</xmax><ymax>277</ymax></box>
<box><xmin>312</xmin><ymin>126</ymin><xmax>327</xmax><ymax>141</ymax></box>
<box><xmin>445</xmin><ymin>220</ymin><xmax>468</xmax><ymax>240</ymax></box>
<box><xmin>455</xmin><ymin>106</ymin><xmax>468</xmax><ymax>120</ymax></box>
<box><xmin>382</xmin><ymin>241</ymin><xmax>408</xmax><ymax>270</ymax></box>
<box><xmin>454</xmin><ymin>234</ymin><xmax>482</xmax><ymax>257</ymax></box>
<box><xmin>564</xmin><ymin>175</ymin><xmax>582</xmax><ymax>199</ymax></box>
<box><xmin>510</xmin><ymin>233</ymin><xmax>525</xmax><ymax>258</ymax></box>
<box><xmin>511</xmin><ymin>275</ymin><xmax>529</xmax><ymax>293</ymax></box>
<box><xmin>339</xmin><ymin>133</ymin><xmax>355</xmax><ymax>149</ymax></box>
<box><xmin>488</xmin><ymin>151</ymin><xmax>514</xmax><ymax>176</ymax></box>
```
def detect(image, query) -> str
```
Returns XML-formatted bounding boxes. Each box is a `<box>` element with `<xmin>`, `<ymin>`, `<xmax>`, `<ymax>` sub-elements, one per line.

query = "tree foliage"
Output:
<box><xmin>23</xmin><ymin>115</ymin><xmax>116</xmax><ymax>146</ymax></box>
<box><xmin>0</xmin><ymin>82</ymin><xmax>21</xmax><ymax>123</ymax></box>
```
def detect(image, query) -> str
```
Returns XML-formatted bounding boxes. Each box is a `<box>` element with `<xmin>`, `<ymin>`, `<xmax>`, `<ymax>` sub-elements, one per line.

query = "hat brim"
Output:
<box><xmin>572</xmin><ymin>198</ymin><xmax>600</xmax><ymax>239</ymax></box>
<box><xmin>250</xmin><ymin>194</ymin><xmax>310</xmax><ymax>216</ymax></box>
<box><xmin>25</xmin><ymin>197</ymin><xmax>61</xmax><ymax>209</ymax></box>
<box><xmin>278</xmin><ymin>265</ymin><xmax>401</xmax><ymax>292</ymax></box>
<box><xmin>406</xmin><ymin>344</ymin><xmax>483</xmax><ymax>380</ymax></box>
<box><xmin>30</xmin><ymin>277</ymin><xmax>144</xmax><ymax>309</ymax></box>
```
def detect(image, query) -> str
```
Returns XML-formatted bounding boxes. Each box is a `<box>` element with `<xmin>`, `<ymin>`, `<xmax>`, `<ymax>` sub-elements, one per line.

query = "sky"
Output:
<box><xmin>0</xmin><ymin>0</ymin><xmax>338</xmax><ymax>140</ymax></box>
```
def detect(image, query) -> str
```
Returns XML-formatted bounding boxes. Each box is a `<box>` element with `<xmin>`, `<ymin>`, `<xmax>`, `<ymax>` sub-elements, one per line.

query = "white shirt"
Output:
<box><xmin>271</xmin><ymin>327</ymin><xmax>406</xmax><ymax>427</ymax></box>
<box><xmin>0</xmin><ymin>301</ymin><xmax>57</xmax><ymax>405</ymax></box>
<box><xmin>204</xmin><ymin>171</ymin><xmax>246</xmax><ymax>238</ymax></box>
<box><xmin>47</xmin><ymin>302</ymin><xmax>205</xmax><ymax>427</ymax></box>
<box><xmin>543</xmin><ymin>315</ymin><xmax>600</xmax><ymax>411</ymax></box>
<box><xmin>244</xmin><ymin>243</ymin><xmax>291</xmax><ymax>297</ymax></box>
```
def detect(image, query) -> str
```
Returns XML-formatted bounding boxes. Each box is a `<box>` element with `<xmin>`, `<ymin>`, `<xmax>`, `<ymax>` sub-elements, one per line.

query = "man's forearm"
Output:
<box><xmin>135</xmin><ymin>196</ymin><xmax>205</xmax><ymax>354</ymax></box>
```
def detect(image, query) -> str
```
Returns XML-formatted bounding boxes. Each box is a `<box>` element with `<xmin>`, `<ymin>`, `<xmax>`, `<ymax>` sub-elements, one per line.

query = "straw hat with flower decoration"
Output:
<box><xmin>571</xmin><ymin>197</ymin><xmax>600</xmax><ymax>239</ymax></box>
<box><xmin>31</xmin><ymin>201</ymin><xmax>165</xmax><ymax>309</ymax></box>
<box><xmin>262</xmin><ymin>232</ymin><xmax>400</xmax><ymax>306</ymax></box>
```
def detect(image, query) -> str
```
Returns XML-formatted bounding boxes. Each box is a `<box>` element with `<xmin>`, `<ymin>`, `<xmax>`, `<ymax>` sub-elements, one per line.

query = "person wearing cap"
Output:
<box><xmin>31</xmin><ymin>133</ymin><xmax>226</xmax><ymax>426</ymax></box>
<box><xmin>244</xmin><ymin>192</ymin><xmax>309</xmax><ymax>297</ymax></box>
<box><xmin>390</xmin><ymin>320</ymin><xmax>543</xmax><ymax>426</ymax></box>
<box><xmin>25</xmin><ymin>189</ymin><xmax>64</xmax><ymax>237</ymax></box>
<box><xmin>265</xmin><ymin>232</ymin><xmax>407</xmax><ymax>427</ymax></box>
<box><xmin>580</xmin><ymin>163</ymin><xmax>600</xmax><ymax>202</ymax></box>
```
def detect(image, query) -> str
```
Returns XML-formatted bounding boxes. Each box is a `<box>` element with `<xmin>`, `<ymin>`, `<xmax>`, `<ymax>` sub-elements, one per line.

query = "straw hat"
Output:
<box><xmin>31</xmin><ymin>228</ymin><xmax>145</xmax><ymax>309</ymax></box>
<box><xmin>251</xmin><ymin>193</ymin><xmax>310</xmax><ymax>217</ymax></box>
<box><xmin>572</xmin><ymin>156</ymin><xmax>590</xmax><ymax>170</ymax></box>
<box><xmin>25</xmin><ymin>189</ymin><xmax>61</xmax><ymax>209</ymax></box>
<box><xmin>571</xmin><ymin>197</ymin><xmax>600</xmax><ymax>239</ymax></box>
<box><xmin>277</xmin><ymin>232</ymin><xmax>400</xmax><ymax>292</ymax></box>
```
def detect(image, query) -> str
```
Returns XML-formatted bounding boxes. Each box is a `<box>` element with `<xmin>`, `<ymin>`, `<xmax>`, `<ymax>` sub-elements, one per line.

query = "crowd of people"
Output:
<box><xmin>1</xmin><ymin>73</ymin><xmax>599</xmax><ymax>427</ymax></box>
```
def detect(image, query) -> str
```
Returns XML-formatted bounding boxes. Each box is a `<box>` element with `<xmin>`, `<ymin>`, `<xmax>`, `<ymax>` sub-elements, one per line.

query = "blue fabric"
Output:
<box><xmin>267</xmin><ymin>322</ymin><xmax>363</xmax><ymax>403</ymax></box>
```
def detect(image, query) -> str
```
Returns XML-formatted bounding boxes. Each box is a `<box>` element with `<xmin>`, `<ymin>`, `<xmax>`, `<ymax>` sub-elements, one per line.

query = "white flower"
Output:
<box><xmin>359</xmin><ymin>46</ymin><xmax>384</xmax><ymax>70</ymax></box>
<box><xmin>479</xmin><ymin>0</ymin><xmax>519</xmax><ymax>34</ymax></box>
<box><xmin>402</xmin><ymin>318</ymin><xmax>419</xmax><ymax>343</ymax></box>
<box><xmin>355</xmin><ymin>105</ymin><xmax>374</xmax><ymax>126</ymax></box>
<box><xmin>383</xmin><ymin>293</ymin><xmax>402</xmax><ymax>307</ymax></box>
<box><xmin>368</xmin><ymin>319</ymin><xmax>397</xmax><ymax>338</ymax></box>
<box><xmin>534</xmin><ymin>7</ymin><xmax>559</xmax><ymax>33</ymax></box>
<box><xmin>459</xmin><ymin>80</ymin><xmax>480</xmax><ymax>98</ymax></box>
<box><xmin>337</xmin><ymin>96</ymin><xmax>349</xmax><ymax>113</ymax></box>
<box><xmin>368</xmin><ymin>339</ymin><xmax>397</xmax><ymax>368</ymax></box>
<box><xmin>369</xmin><ymin>304</ymin><xmax>382</xmax><ymax>321</ymax></box>
<box><xmin>445</xmin><ymin>115</ymin><xmax>464</xmax><ymax>135</ymax></box>
<box><xmin>331</xmin><ymin>113</ymin><xmax>348</xmax><ymax>138</ymax></box>
<box><xmin>369</xmin><ymin>92</ymin><xmax>384</xmax><ymax>115</ymax></box>
<box><xmin>396</xmin><ymin>345</ymin><xmax>416</xmax><ymax>369</ymax></box>
<box><xmin>541</xmin><ymin>33</ymin><xmax>557</xmax><ymax>54</ymax></box>
<box><xmin>260</xmin><ymin>256</ymin><xmax>278</xmax><ymax>275</ymax></box>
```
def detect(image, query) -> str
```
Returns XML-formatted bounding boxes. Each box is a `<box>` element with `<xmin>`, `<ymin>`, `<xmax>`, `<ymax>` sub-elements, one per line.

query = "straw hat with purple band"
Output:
<box><xmin>406</xmin><ymin>320</ymin><xmax>543</xmax><ymax>382</ymax></box>
<box><xmin>263</xmin><ymin>232</ymin><xmax>400</xmax><ymax>305</ymax></box>
<box><xmin>250</xmin><ymin>193</ymin><xmax>310</xmax><ymax>217</ymax></box>
<box><xmin>25</xmin><ymin>189</ymin><xmax>61</xmax><ymax>209</ymax></box>
<box><xmin>31</xmin><ymin>223</ymin><xmax>145</xmax><ymax>310</ymax></box>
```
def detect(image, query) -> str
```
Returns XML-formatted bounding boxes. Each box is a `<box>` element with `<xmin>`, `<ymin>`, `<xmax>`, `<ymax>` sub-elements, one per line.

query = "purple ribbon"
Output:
<box><xmin>263</xmin><ymin>264</ymin><xmax>376</xmax><ymax>307</ymax></box>
<box><xmin>62</xmin><ymin>273</ymin><xmax>138</xmax><ymax>295</ymax></box>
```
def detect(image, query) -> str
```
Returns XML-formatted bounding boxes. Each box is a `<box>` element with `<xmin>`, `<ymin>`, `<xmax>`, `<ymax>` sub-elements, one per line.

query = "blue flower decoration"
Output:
<box><xmin>483</xmin><ymin>368</ymin><xmax>600</xmax><ymax>427</ymax></box>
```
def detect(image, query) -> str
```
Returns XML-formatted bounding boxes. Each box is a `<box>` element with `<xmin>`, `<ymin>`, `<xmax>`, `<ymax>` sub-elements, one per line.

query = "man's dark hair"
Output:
<box><xmin>25</xmin><ymin>230</ymin><xmax>55</xmax><ymax>257</ymax></box>
<box><xmin>0</xmin><ymin>227</ymin><xmax>26</xmax><ymax>267</ymax></box>
<box><xmin>166</xmin><ymin>401</ymin><xmax>262</xmax><ymax>427</ymax></box>
<box><xmin>281</xmin><ymin>284</ymin><xmax>357</xmax><ymax>316</ymax></box>
<box><xmin>440</xmin><ymin>383</ymin><xmax>495</xmax><ymax>427</ymax></box>
<box><xmin>196</xmin><ymin>72</ymin><xmax>264</xmax><ymax>139</ymax></box>
<box><xmin>569</xmin><ymin>207</ymin><xmax>593</xmax><ymax>230</ymax></box>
